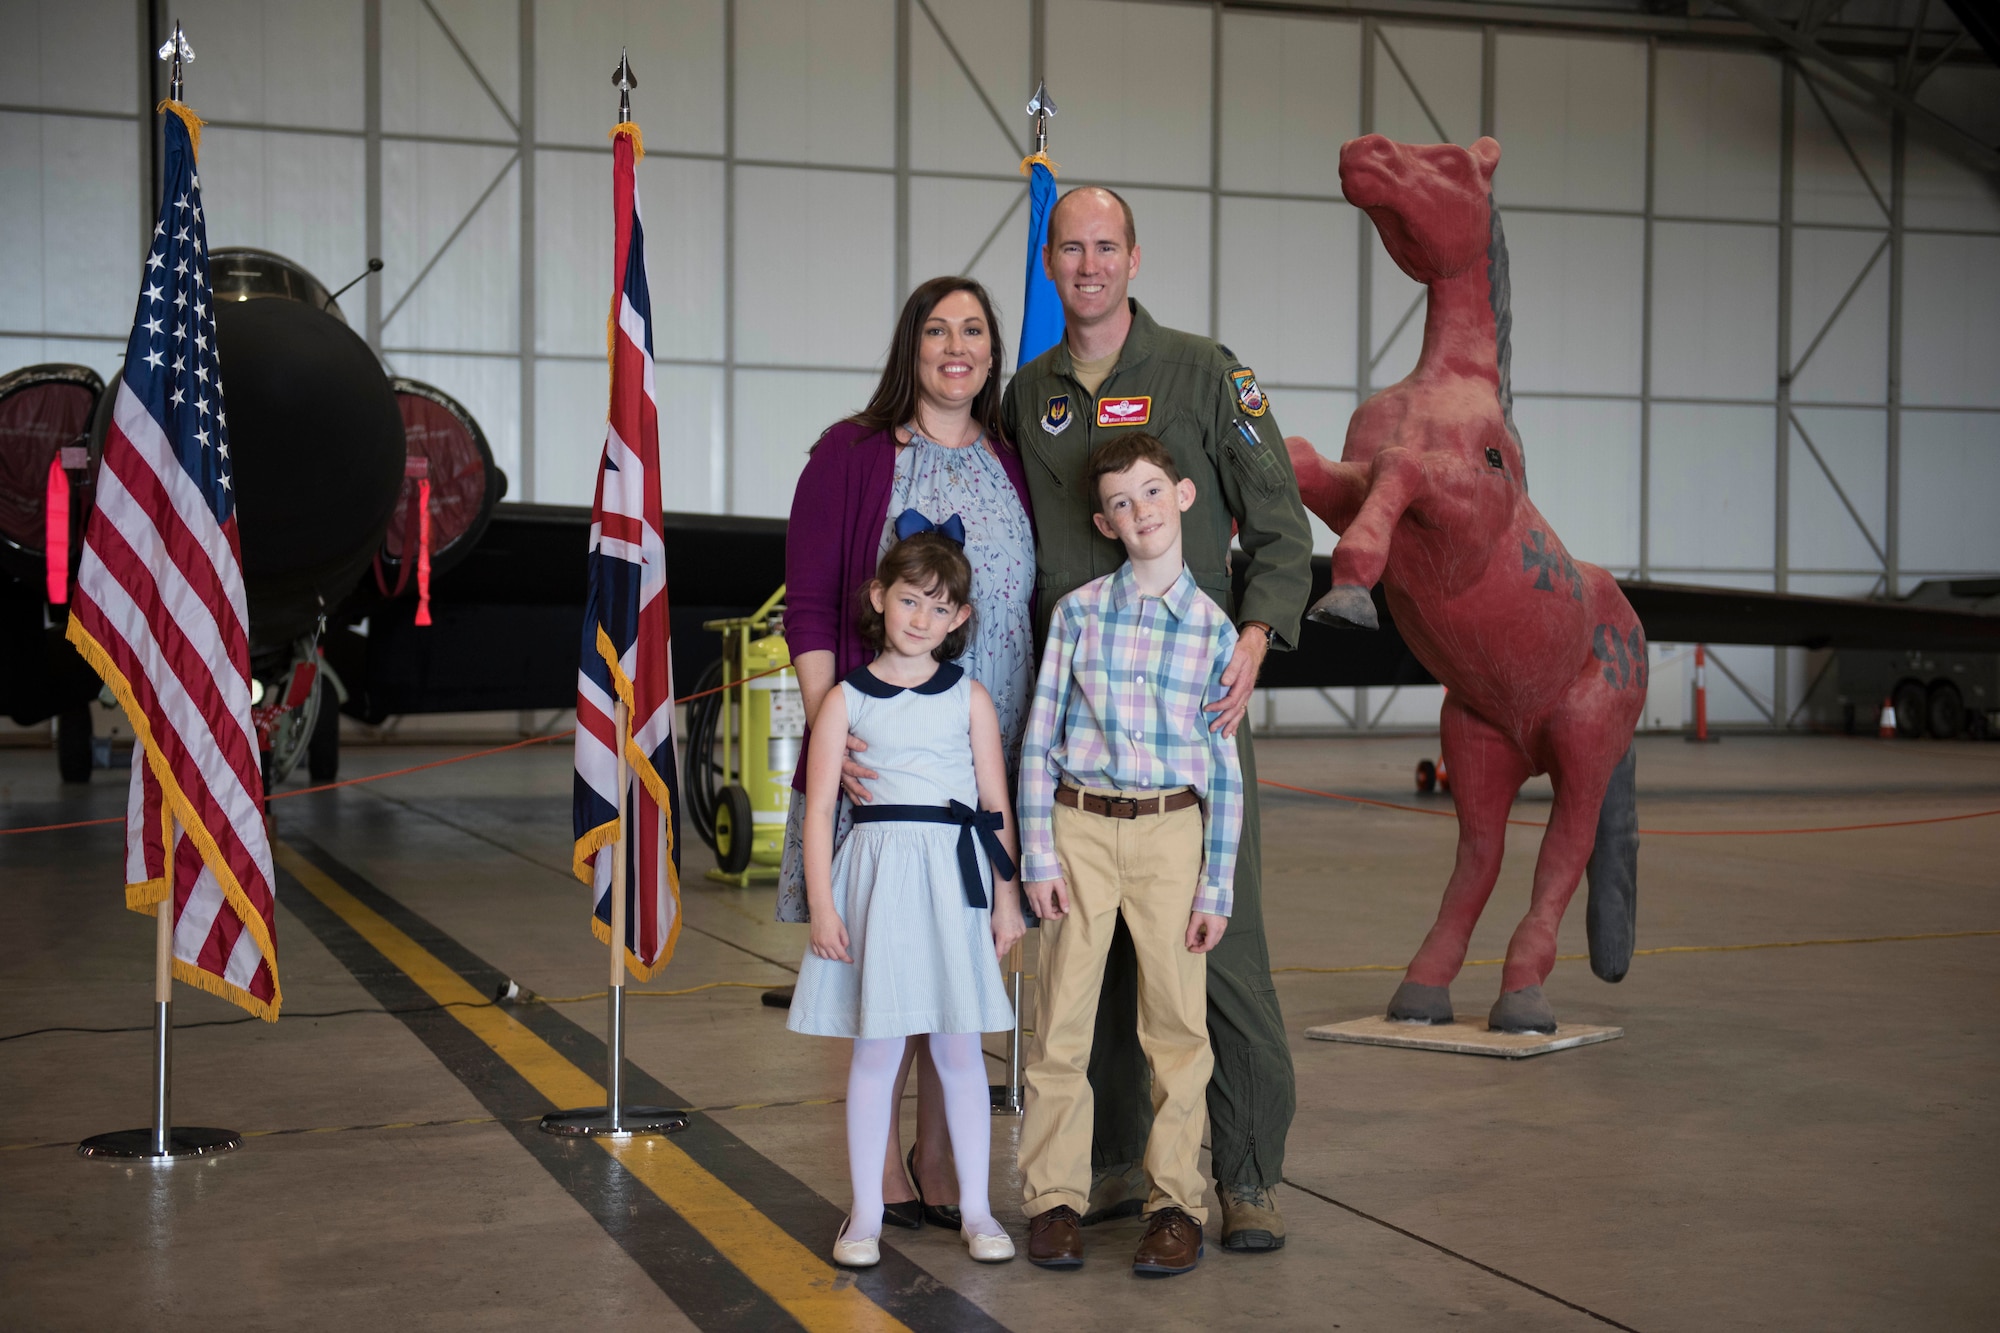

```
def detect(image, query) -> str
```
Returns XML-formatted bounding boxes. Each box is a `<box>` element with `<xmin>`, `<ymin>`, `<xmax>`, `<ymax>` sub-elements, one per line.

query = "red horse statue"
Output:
<box><xmin>1288</xmin><ymin>134</ymin><xmax>1645</xmax><ymax>1034</ymax></box>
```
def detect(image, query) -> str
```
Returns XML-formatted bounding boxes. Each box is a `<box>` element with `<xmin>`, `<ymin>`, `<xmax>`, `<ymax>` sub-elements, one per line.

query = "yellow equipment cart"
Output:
<box><xmin>683</xmin><ymin>586</ymin><xmax>802</xmax><ymax>887</ymax></box>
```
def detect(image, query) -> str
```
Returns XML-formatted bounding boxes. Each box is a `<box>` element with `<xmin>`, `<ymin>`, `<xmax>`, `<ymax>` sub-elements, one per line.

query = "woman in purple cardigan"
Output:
<box><xmin>780</xmin><ymin>275</ymin><xmax>1037</xmax><ymax>1230</ymax></box>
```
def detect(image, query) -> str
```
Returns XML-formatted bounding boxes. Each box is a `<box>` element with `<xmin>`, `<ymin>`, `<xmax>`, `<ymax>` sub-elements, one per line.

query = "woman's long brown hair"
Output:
<box><xmin>843</xmin><ymin>276</ymin><xmax>1010</xmax><ymax>448</ymax></box>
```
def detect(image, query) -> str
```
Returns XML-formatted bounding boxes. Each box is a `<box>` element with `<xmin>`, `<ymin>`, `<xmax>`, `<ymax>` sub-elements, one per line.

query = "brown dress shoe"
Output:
<box><xmin>1132</xmin><ymin>1206</ymin><xmax>1204</xmax><ymax>1276</ymax></box>
<box><xmin>1027</xmin><ymin>1205</ymin><xmax>1084</xmax><ymax>1269</ymax></box>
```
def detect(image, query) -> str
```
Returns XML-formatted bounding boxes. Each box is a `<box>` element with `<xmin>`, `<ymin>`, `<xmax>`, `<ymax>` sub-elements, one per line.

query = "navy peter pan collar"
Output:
<box><xmin>845</xmin><ymin>662</ymin><xmax>964</xmax><ymax>698</ymax></box>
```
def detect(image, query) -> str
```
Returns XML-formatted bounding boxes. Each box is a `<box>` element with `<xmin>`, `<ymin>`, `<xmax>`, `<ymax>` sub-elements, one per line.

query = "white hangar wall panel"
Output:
<box><xmin>1650</xmin><ymin>403</ymin><xmax>1777</xmax><ymax>573</ymax></box>
<box><xmin>0</xmin><ymin>112</ymin><xmax>140</xmax><ymax>366</ymax></box>
<box><xmin>1493</xmin><ymin>33</ymin><xmax>1646</xmax><ymax>213</ymax></box>
<box><xmin>1503</xmin><ymin>212</ymin><xmax>1644</xmax><ymax>397</ymax></box>
<box><xmin>732</xmin><ymin>370</ymin><xmax>877</xmax><ymax>522</ymax></box>
<box><xmin>1654</xmin><ymin>48</ymin><xmax>1782</xmax><ymax>222</ymax></box>
<box><xmin>1901</xmin><ymin>414</ymin><xmax>2000</xmax><ymax>577</ymax></box>
<box><xmin>1650</xmin><ymin>222</ymin><xmax>1779</xmax><ymax>401</ymax></box>
<box><xmin>534</xmin><ymin>360</ymin><xmax>725</xmax><ymax>513</ymax></box>
<box><xmin>1902</xmin><ymin>236</ymin><xmax>2000</xmax><ymax>411</ymax></box>
<box><xmin>906</xmin><ymin>177</ymin><xmax>1025</xmax><ymax>373</ymax></box>
<box><xmin>733</xmin><ymin>165</ymin><xmax>895</xmax><ymax>372</ymax></box>
<box><xmin>536</xmin><ymin>1</ymin><xmax>725</xmax><ymax>155</ymax></box>
<box><xmin>1788</xmin><ymin>226</ymin><xmax>1889</xmax><ymax>406</ymax></box>
<box><xmin>1219</xmin><ymin>12</ymin><xmax>1359</xmax><ymax>199</ymax></box>
<box><xmin>736</xmin><ymin>0</ymin><xmax>894</xmax><ymax>170</ymax></box>
<box><xmin>202</xmin><ymin>129</ymin><xmax>368</xmax><ymax>310</ymax></box>
<box><xmin>1046</xmin><ymin>0</ymin><xmax>1212</xmax><ymax>189</ymax></box>
<box><xmin>1787</xmin><ymin>407</ymin><xmax>1888</xmax><ymax>576</ymax></box>
<box><xmin>1374</xmin><ymin>25</ymin><xmax>1481</xmax><ymax>149</ymax></box>
<box><xmin>1513</xmin><ymin>398</ymin><xmax>1643</xmax><ymax>577</ymax></box>
<box><xmin>175</xmin><ymin>0</ymin><xmax>365</xmax><ymax>129</ymax></box>
<box><xmin>909</xmin><ymin>0</ymin><xmax>1028</xmax><ymax>177</ymax></box>
<box><xmin>1217</xmin><ymin>198</ymin><xmax>1358</xmax><ymax>389</ymax></box>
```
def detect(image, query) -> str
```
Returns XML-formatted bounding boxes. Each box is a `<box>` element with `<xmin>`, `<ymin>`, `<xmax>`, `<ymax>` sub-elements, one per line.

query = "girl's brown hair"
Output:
<box><xmin>855</xmin><ymin>532</ymin><xmax>976</xmax><ymax>663</ymax></box>
<box><xmin>844</xmin><ymin>276</ymin><xmax>1008</xmax><ymax>445</ymax></box>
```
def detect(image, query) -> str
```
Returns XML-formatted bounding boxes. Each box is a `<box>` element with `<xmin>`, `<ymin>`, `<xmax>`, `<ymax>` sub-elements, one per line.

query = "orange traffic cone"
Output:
<box><xmin>1878</xmin><ymin>697</ymin><xmax>1897</xmax><ymax>739</ymax></box>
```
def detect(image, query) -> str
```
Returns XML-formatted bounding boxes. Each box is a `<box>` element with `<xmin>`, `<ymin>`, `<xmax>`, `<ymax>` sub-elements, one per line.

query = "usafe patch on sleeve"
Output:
<box><xmin>1041</xmin><ymin>393</ymin><xmax>1072</xmax><ymax>435</ymax></box>
<box><xmin>1231</xmin><ymin>368</ymin><xmax>1268</xmax><ymax>417</ymax></box>
<box><xmin>1095</xmin><ymin>395</ymin><xmax>1151</xmax><ymax>427</ymax></box>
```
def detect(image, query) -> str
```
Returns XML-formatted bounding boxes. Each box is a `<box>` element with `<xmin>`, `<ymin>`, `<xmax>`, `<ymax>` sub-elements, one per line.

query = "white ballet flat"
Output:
<box><xmin>962</xmin><ymin>1225</ymin><xmax>1016</xmax><ymax>1263</ymax></box>
<box><xmin>833</xmin><ymin>1219</ymin><xmax>881</xmax><ymax>1269</ymax></box>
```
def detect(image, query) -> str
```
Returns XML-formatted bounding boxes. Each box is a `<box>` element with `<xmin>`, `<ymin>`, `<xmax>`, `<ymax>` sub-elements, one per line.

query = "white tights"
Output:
<box><xmin>843</xmin><ymin>1032</ymin><xmax>996</xmax><ymax>1241</ymax></box>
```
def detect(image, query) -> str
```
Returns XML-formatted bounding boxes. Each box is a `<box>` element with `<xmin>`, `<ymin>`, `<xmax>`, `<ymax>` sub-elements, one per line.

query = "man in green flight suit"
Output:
<box><xmin>1001</xmin><ymin>185</ymin><xmax>1313</xmax><ymax>1252</ymax></box>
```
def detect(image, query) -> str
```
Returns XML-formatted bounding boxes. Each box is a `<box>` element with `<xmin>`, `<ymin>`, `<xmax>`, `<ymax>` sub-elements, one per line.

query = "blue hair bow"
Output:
<box><xmin>894</xmin><ymin>508</ymin><xmax>966</xmax><ymax>546</ymax></box>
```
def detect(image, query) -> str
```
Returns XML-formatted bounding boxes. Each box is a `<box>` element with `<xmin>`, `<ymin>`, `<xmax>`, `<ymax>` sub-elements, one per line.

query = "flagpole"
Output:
<box><xmin>538</xmin><ymin>51</ymin><xmax>685</xmax><ymax>1141</ymax></box>
<box><xmin>80</xmin><ymin>804</ymin><xmax>242</xmax><ymax>1160</ymax></box>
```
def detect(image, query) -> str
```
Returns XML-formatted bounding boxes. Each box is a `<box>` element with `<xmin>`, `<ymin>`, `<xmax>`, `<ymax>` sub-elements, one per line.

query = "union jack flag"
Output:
<box><xmin>572</xmin><ymin>124</ymin><xmax>681</xmax><ymax>980</ymax></box>
<box><xmin>66</xmin><ymin>103</ymin><xmax>280</xmax><ymax>1019</ymax></box>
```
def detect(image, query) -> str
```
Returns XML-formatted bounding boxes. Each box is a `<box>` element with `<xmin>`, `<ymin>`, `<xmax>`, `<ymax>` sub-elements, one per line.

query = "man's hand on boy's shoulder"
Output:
<box><xmin>1205</xmin><ymin>621</ymin><xmax>1270</xmax><ymax>737</ymax></box>
<box><xmin>1026</xmin><ymin>877</ymin><xmax>1071</xmax><ymax>920</ymax></box>
<box><xmin>1185</xmin><ymin>912</ymin><xmax>1228</xmax><ymax>954</ymax></box>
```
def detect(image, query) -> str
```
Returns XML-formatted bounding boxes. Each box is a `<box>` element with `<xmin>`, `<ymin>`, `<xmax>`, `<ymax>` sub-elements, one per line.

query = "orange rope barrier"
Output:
<box><xmin>0</xmin><ymin>664</ymin><xmax>790</xmax><ymax>837</ymax></box>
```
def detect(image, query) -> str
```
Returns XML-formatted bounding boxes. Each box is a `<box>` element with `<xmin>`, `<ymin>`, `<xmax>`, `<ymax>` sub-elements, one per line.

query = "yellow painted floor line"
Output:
<box><xmin>274</xmin><ymin>841</ymin><xmax>910</xmax><ymax>1333</ymax></box>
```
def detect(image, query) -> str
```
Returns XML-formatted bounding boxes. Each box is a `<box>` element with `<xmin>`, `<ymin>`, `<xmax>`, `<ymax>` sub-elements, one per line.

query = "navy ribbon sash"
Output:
<box><xmin>847</xmin><ymin>799</ymin><xmax>1016</xmax><ymax>909</ymax></box>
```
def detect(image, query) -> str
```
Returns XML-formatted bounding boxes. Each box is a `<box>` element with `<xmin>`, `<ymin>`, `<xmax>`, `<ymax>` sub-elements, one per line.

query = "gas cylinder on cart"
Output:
<box><xmin>708</xmin><ymin>625</ymin><xmax>802</xmax><ymax>884</ymax></box>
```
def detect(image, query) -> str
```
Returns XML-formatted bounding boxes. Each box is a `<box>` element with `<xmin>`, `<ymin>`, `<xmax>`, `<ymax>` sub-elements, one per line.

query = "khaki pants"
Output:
<box><xmin>1020</xmin><ymin>793</ymin><xmax>1214</xmax><ymax>1222</ymax></box>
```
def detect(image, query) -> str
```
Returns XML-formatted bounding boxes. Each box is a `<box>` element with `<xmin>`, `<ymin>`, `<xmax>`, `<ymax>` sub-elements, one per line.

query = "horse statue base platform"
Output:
<box><xmin>1305</xmin><ymin>1013</ymin><xmax>1624</xmax><ymax>1060</ymax></box>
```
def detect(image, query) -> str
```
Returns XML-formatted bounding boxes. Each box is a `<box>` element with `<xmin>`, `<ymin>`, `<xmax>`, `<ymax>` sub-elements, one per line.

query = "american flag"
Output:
<box><xmin>66</xmin><ymin>104</ymin><xmax>280</xmax><ymax>1019</ymax></box>
<box><xmin>571</xmin><ymin>125</ymin><xmax>682</xmax><ymax>980</ymax></box>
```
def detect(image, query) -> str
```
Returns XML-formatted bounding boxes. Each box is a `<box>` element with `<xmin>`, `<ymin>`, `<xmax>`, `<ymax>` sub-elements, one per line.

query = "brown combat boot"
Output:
<box><xmin>1027</xmin><ymin>1205</ymin><xmax>1083</xmax><ymax>1269</ymax></box>
<box><xmin>1131</xmin><ymin>1206</ymin><xmax>1203</xmax><ymax>1276</ymax></box>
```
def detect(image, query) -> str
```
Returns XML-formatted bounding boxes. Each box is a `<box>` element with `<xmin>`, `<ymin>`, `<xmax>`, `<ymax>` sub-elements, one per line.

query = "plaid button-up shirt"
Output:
<box><xmin>1018</xmin><ymin>562</ymin><xmax>1245</xmax><ymax>915</ymax></box>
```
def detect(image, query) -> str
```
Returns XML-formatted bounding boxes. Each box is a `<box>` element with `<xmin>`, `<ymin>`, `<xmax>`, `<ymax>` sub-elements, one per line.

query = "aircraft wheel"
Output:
<box><xmin>1892</xmin><ymin>680</ymin><xmax>1927</xmax><ymax>738</ymax></box>
<box><xmin>1926</xmin><ymin>681</ymin><xmax>1964</xmax><ymax>741</ymax></box>
<box><xmin>1415</xmin><ymin>759</ymin><xmax>1437</xmax><ymax>794</ymax></box>
<box><xmin>307</xmin><ymin>678</ymin><xmax>341</xmax><ymax>781</ymax></box>
<box><xmin>57</xmin><ymin>707</ymin><xmax>93</xmax><ymax>784</ymax></box>
<box><xmin>715</xmin><ymin>784</ymin><xmax>755</xmax><ymax>875</ymax></box>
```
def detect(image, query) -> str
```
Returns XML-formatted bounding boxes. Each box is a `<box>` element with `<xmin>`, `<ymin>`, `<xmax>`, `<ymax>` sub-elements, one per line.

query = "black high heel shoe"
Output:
<box><xmin>909</xmin><ymin>1144</ymin><xmax>961</xmax><ymax>1229</ymax></box>
<box><xmin>882</xmin><ymin>1198</ymin><xmax>924</xmax><ymax>1230</ymax></box>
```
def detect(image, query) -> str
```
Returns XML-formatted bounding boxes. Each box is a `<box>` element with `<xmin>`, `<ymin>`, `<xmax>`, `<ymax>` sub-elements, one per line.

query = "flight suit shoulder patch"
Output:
<box><xmin>1230</xmin><ymin>367</ymin><xmax>1268</xmax><ymax>418</ymax></box>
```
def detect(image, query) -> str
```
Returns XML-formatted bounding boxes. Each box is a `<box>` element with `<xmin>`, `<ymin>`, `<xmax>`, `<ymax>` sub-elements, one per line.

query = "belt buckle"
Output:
<box><xmin>1104</xmin><ymin>795</ymin><xmax>1139</xmax><ymax>819</ymax></box>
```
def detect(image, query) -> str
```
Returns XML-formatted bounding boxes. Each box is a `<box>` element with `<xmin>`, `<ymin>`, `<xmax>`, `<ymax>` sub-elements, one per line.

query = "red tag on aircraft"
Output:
<box><xmin>1095</xmin><ymin>396</ymin><xmax>1151</xmax><ymax>427</ymax></box>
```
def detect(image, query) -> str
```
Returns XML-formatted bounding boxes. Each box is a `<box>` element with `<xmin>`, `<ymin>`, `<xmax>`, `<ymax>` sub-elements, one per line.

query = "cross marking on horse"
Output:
<box><xmin>1521</xmin><ymin>530</ymin><xmax>1582</xmax><ymax>600</ymax></box>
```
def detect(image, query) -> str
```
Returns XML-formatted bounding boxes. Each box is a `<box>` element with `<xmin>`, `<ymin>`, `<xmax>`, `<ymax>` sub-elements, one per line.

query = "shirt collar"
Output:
<box><xmin>1109</xmin><ymin>561</ymin><xmax>1198</xmax><ymax>621</ymax></box>
<box><xmin>1053</xmin><ymin>299</ymin><xmax>1156</xmax><ymax>382</ymax></box>
<box><xmin>845</xmin><ymin>662</ymin><xmax>964</xmax><ymax>697</ymax></box>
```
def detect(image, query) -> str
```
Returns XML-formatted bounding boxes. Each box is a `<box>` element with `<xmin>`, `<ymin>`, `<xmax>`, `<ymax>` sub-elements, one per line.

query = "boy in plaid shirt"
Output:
<box><xmin>1016</xmin><ymin>432</ymin><xmax>1244</xmax><ymax>1277</ymax></box>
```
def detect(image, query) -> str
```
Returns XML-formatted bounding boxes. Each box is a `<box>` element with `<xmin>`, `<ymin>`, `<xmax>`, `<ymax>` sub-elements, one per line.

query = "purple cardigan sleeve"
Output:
<box><xmin>783</xmin><ymin>422</ymin><xmax>890</xmax><ymax>661</ymax></box>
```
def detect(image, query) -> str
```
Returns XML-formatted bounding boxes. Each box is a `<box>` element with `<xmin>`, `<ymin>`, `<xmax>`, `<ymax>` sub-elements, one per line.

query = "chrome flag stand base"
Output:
<box><xmin>79</xmin><ymin>966</ymin><xmax>241</xmax><ymax>1160</ymax></box>
<box><xmin>540</xmin><ymin>986</ymin><xmax>686</xmax><ymax>1138</ymax></box>
<box><xmin>990</xmin><ymin>945</ymin><xmax>1024</xmax><ymax>1116</ymax></box>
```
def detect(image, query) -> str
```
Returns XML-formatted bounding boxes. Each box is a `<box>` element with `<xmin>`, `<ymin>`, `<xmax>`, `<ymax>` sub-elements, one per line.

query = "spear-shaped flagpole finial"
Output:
<box><xmin>157</xmin><ymin>20</ymin><xmax>195</xmax><ymax>103</ymax></box>
<box><xmin>612</xmin><ymin>47</ymin><xmax>637</xmax><ymax>123</ymax></box>
<box><xmin>1026</xmin><ymin>80</ymin><xmax>1056</xmax><ymax>156</ymax></box>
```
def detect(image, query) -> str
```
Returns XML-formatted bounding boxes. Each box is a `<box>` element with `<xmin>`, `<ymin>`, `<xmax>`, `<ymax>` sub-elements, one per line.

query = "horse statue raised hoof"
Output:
<box><xmin>1287</xmin><ymin>132</ymin><xmax>1647</xmax><ymax>1037</ymax></box>
<box><xmin>1307</xmin><ymin>584</ymin><xmax>1380</xmax><ymax>630</ymax></box>
<box><xmin>1386</xmin><ymin>981</ymin><xmax>1454</xmax><ymax>1025</ymax></box>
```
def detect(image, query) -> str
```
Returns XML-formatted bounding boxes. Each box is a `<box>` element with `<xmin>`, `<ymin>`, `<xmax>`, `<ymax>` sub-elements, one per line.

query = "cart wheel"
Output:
<box><xmin>1415</xmin><ymin>759</ymin><xmax>1437</xmax><ymax>794</ymax></box>
<box><xmin>715</xmin><ymin>784</ymin><xmax>755</xmax><ymax>875</ymax></box>
<box><xmin>1926</xmin><ymin>681</ymin><xmax>1964</xmax><ymax>741</ymax></box>
<box><xmin>57</xmin><ymin>707</ymin><xmax>93</xmax><ymax>784</ymax></box>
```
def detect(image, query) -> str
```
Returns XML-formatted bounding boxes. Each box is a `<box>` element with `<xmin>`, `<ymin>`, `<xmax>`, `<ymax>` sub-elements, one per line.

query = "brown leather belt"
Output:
<box><xmin>1055</xmin><ymin>785</ymin><xmax>1200</xmax><ymax>820</ymax></box>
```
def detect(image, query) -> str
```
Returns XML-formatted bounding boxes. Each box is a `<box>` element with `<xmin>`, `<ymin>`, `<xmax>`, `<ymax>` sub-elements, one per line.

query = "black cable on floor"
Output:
<box><xmin>0</xmin><ymin>999</ymin><xmax>500</xmax><ymax>1044</ymax></box>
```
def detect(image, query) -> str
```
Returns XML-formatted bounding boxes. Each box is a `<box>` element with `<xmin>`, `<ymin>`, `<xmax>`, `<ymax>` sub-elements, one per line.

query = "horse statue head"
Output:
<box><xmin>1340</xmin><ymin>134</ymin><xmax>1502</xmax><ymax>284</ymax></box>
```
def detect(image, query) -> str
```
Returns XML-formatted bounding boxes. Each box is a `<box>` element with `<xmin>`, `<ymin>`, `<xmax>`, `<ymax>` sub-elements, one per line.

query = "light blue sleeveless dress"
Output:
<box><xmin>775</xmin><ymin>432</ymin><xmax>1036</xmax><ymax>923</ymax></box>
<box><xmin>786</xmin><ymin>663</ymin><xmax>1016</xmax><ymax>1039</ymax></box>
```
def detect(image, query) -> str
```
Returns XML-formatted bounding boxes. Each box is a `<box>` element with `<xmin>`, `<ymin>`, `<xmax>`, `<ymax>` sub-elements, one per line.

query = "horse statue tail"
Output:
<box><xmin>1584</xmin><ymin>742</ymin><xmax>1639</xmax><ymax>981</ymax></box>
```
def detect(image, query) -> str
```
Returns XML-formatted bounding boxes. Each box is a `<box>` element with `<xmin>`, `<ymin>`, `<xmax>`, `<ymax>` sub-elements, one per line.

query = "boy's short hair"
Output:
<box><xmin>853</xmin><ymin>532</ymin><xmax>976</xmax><ymax>663</ymax></box>
<box><xmin>1087</xmin><ymin>433</ymin><xmax>1181</xmax><ymax>514</ymax></box>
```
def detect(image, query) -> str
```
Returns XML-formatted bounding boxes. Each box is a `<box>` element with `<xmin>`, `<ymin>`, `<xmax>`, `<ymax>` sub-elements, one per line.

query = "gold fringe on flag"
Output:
<box><xmin>157</xmin><ymin>99</ymin><xmax>206</xmax><ymax>158</ymax></box>
<box><xmin>1019</xmin><ymin>151</ymin><xmax>1059</xmax><ymax>177</ymax></box>
<box><xmin>609</xmin><ymin>120</ymin><xmax>646</xmax><ymax>159</ymax></box>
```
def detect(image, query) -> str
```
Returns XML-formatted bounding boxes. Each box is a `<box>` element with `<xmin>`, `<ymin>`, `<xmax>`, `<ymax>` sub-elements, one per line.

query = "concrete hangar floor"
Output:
<box><xmin>2</xmin><ymin>730</ymin><xmax>1995</xmax><ymax>1331</ymax></box>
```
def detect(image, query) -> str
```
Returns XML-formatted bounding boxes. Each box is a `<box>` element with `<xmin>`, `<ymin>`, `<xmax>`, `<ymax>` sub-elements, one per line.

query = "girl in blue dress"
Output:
<box><xmin>788</xmin><ymin>529</ymin><xmax>1026</xmax><ymax>1268</ymax></box>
